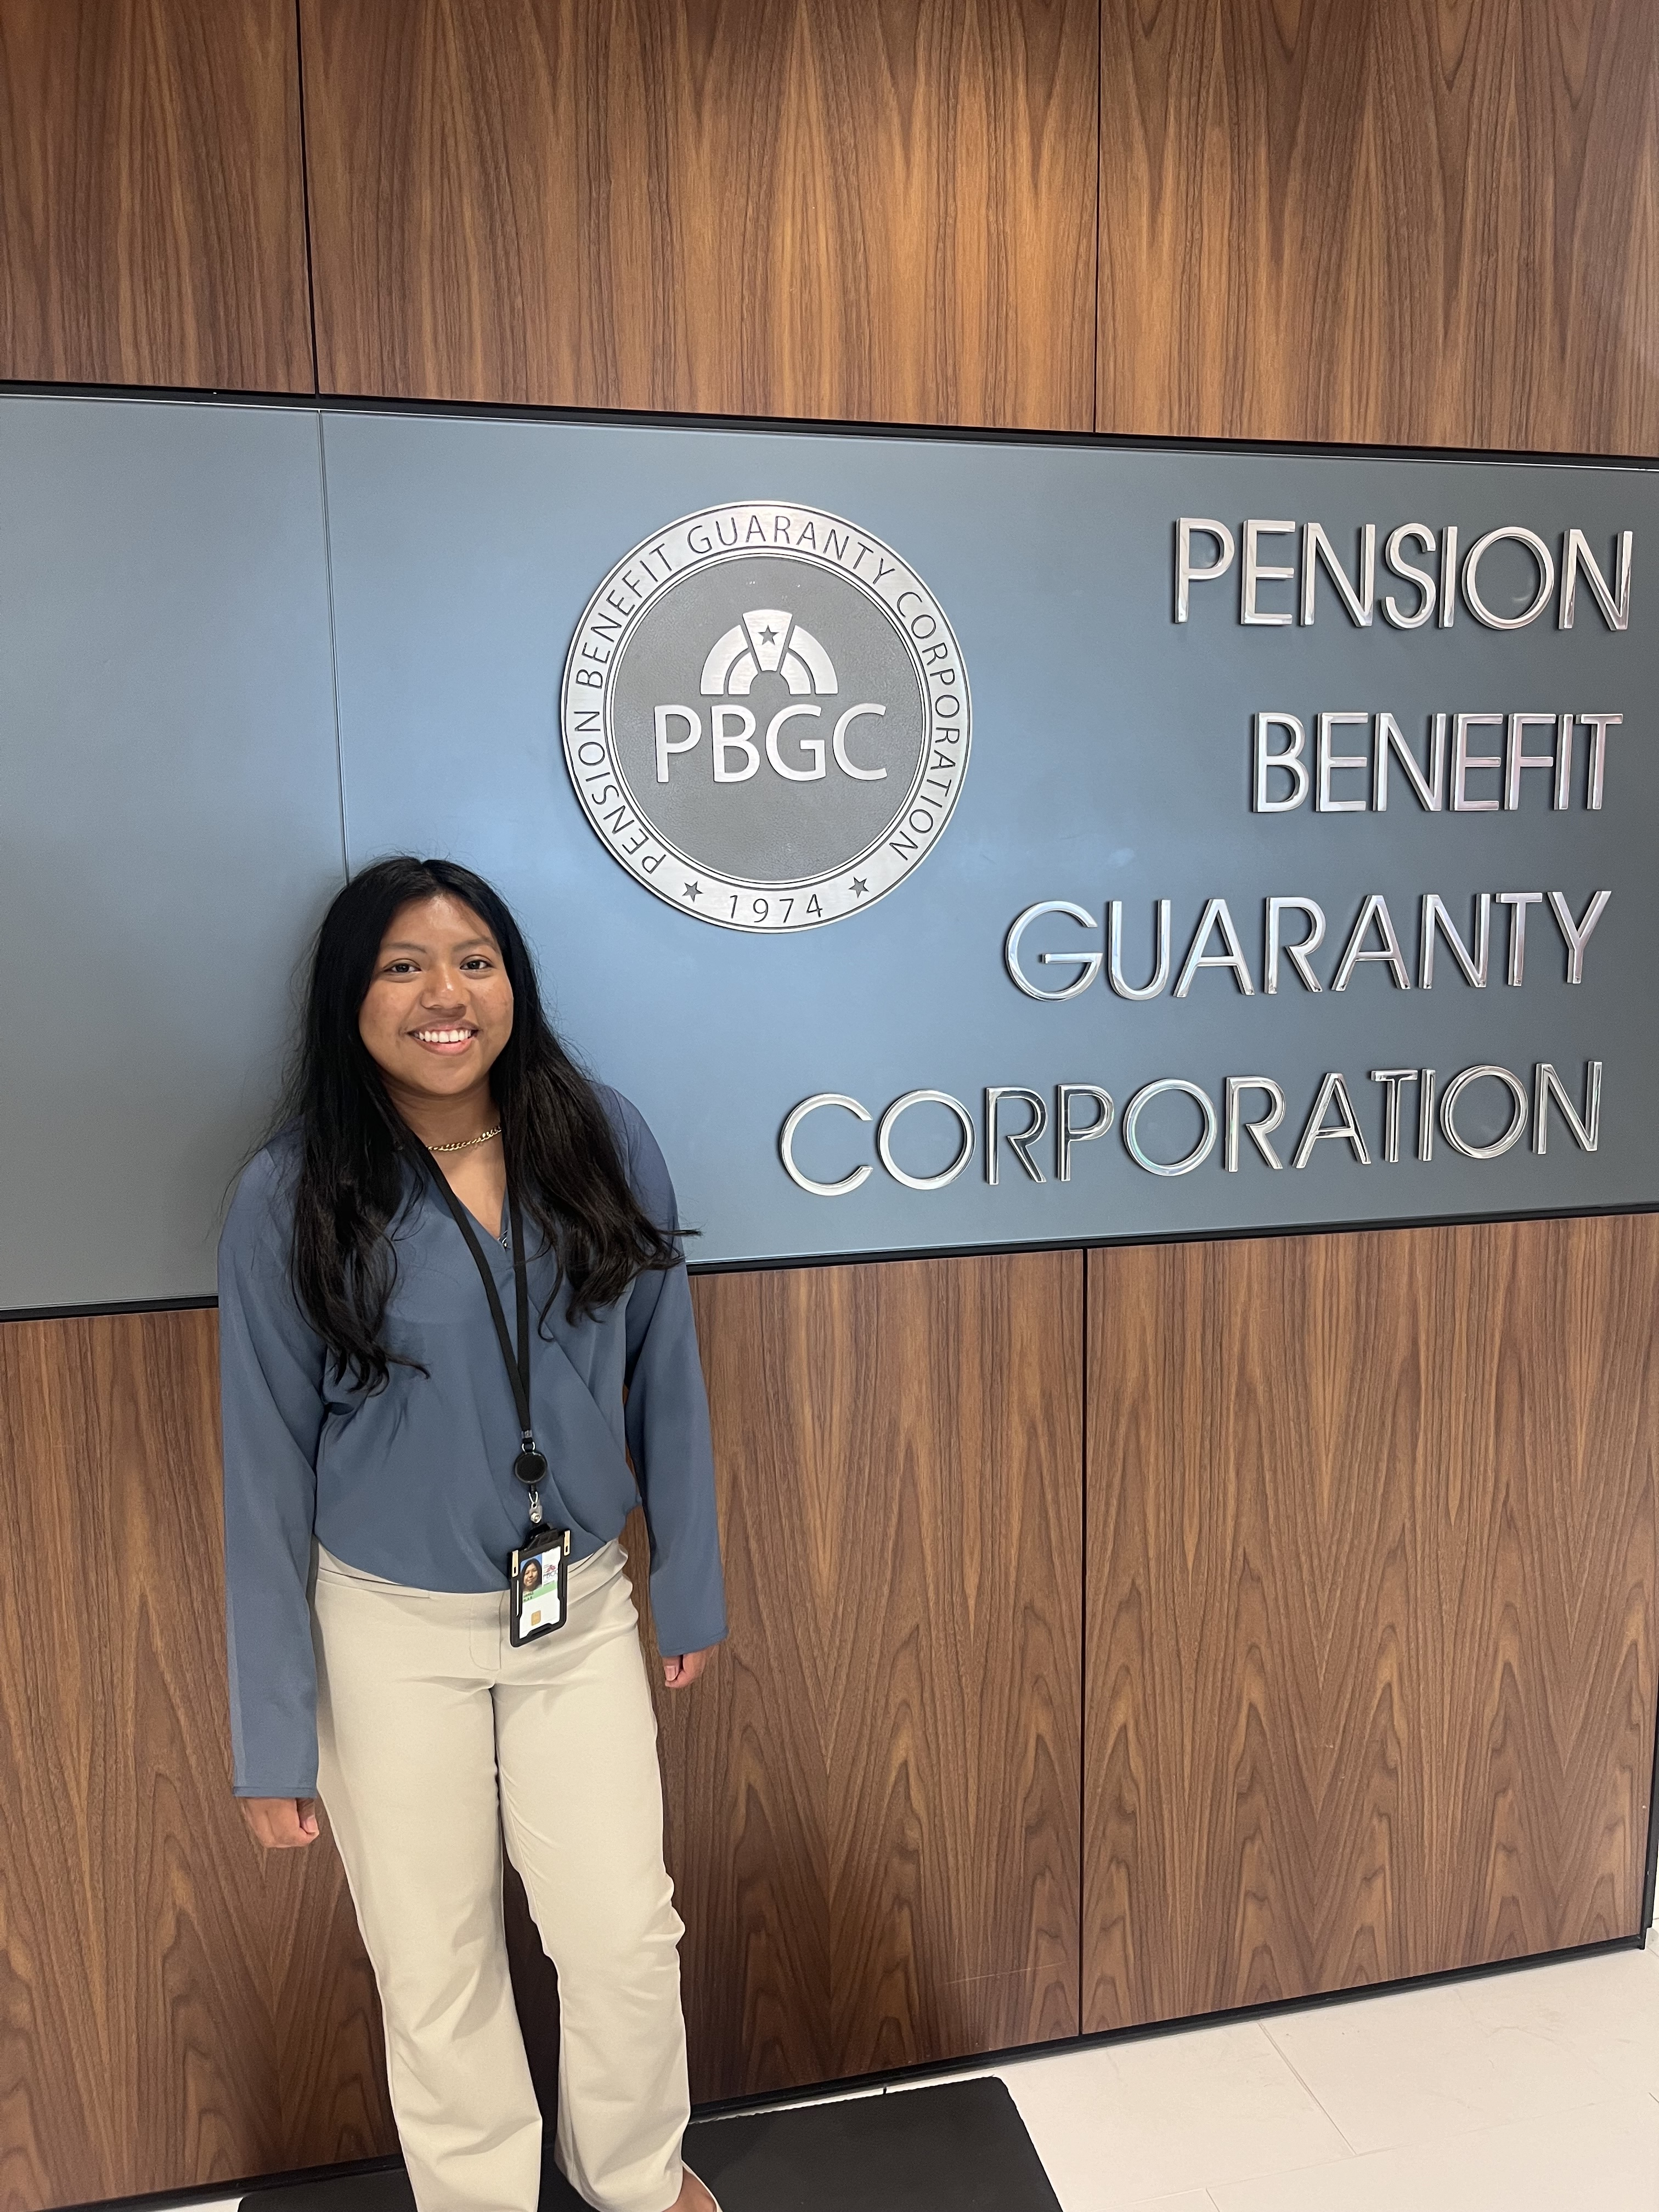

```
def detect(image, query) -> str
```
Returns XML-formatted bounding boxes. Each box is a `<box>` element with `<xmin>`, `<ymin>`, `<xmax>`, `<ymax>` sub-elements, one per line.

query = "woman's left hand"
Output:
<box><xmin>662</xmin><ymin>1646</ymin><xmax>715</xmax><ymax>1690</ymax></box>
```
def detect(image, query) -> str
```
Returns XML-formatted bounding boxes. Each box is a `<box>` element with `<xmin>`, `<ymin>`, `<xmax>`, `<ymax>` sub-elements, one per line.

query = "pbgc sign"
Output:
<box><xmin>324</xmin><ymin>416</ymin><xmax>1658</xmax><ymax>1263</ymax></box>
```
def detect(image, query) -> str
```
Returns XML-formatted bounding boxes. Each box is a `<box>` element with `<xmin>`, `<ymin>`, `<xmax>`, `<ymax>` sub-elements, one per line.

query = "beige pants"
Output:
<box><xmin>311</xmin><ymin>1539</ymin><xmax>689</xmax><ymax>2212</ymax></box>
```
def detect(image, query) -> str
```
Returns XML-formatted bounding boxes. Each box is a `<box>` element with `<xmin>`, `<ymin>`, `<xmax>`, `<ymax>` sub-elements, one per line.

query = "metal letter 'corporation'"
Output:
<box><xmin>560</xmin><ymin>503</ymin><xmax>972</xmax><ymax>932</ymax></box>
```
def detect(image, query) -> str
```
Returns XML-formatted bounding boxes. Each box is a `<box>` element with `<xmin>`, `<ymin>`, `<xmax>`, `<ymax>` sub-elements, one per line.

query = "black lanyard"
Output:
<box><xmin>411</xmin><ymin>1138</ymin><xmax>550</xmax><ymax>1524</ymax></box>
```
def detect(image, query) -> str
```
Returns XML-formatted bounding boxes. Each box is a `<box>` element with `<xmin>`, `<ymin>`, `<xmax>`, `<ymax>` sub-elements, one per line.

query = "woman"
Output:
<box><xmin>219</xmin><ymin>855</ymin><xmax>725</xmax><ymax>2212</ymax></box>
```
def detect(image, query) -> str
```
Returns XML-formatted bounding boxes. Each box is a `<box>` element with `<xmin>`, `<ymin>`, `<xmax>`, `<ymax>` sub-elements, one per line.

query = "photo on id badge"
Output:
<box><xmin>514</xmin><ymin>1544</ymin><xmax>564</xmax><ymax>1640</ymax></box>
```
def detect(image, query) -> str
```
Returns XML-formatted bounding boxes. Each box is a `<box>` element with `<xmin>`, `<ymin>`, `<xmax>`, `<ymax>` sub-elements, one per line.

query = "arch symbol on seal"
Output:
<box><xmin>701</xmin><ymin>610</ymin><xmax>838</xmax><ymax>697</ymax></box>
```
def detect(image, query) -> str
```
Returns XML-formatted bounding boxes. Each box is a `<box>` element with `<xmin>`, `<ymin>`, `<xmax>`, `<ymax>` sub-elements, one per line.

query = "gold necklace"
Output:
<box><xmin>427</xmin><ymin>1123</ymin><xmax>502</xmax><ymax>1155</ymax></box>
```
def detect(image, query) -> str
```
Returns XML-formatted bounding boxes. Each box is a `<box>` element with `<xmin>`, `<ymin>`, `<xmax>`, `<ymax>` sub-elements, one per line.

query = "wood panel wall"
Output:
<box><xmin>3</xmin><ymin>3</ymin><xmax>1659</xmax><ymax>2208</ymax></box>
<box><xmin>663</xmin><ymin>1257</ymin><xmax>1082</xmax><ymax>2100</ymax></box>
<box><xmin>1084</xmin><ymin>1217</ymin><xmax>1659</xmax><ymax>2029</ymax></box>
<box><xmin>0</xmin><ymin>0</ymin><xmax>313</xmax><ymax>392</ymax></box>
<box><xmin>0</xmin><ymin>1312</ymin><xmax>394</xmax><ymax>2212</ymax></box>
<box><xmin>7</xmin><ymin>1</ymin><xmax>1659</xmax><ymax>449</ymax></box>
<box><xmin>296</xmin><ymin>0</ymin><xmax>1100</xmax><ymax>427</ymax></box>
<box><xmin>1098</xmin><ymin>0</ymin><xmax>1659</xmax><ymax>453</ymax></box>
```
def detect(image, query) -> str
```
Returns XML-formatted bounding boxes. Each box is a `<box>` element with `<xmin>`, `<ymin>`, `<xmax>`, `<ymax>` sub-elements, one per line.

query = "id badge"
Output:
<box><xmin>510</xmin><ymin>1526</ymin><xmax>571</xmax><ymax>1645</ymax></box>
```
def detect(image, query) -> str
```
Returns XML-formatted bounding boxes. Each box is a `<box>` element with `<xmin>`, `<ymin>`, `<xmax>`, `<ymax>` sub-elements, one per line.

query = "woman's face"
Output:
<box><xmin>358</xmin><ymin>894</ymin><xmax>515</xmax><ymax>1106</ymax></box>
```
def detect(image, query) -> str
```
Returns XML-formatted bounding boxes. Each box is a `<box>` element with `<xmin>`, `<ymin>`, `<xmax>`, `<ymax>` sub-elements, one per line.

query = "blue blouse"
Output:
<box><xmin>217</xmin><ymin>1087</ymin><xmax>726</xmax><ymax>1796</ymax></box>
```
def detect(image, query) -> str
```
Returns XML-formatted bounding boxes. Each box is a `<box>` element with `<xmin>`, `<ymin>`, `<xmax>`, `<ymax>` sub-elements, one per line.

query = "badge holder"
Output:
<box><xmin>511</xmin><ymin>1523</ymin><xmax>571</xmax><ymax>1645</ymax></box>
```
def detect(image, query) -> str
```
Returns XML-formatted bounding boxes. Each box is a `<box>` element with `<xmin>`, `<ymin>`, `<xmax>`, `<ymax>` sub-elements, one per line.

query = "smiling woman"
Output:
<box><xmin>353</xmin><ymin>890</ymin><xmax>516</xmax><ymax>1234</ymax></box>
<box><xmin>217</xmin><ymin>855</ymin><xmax>726</xmax><ymax>2212</ymax></box>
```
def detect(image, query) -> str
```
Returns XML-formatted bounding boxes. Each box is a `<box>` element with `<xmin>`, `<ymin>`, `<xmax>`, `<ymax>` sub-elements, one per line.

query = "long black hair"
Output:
<box><xmin>279</xmin><ymin>855</ymin><xmax>679</xmax><ymax>1390</ymax></box>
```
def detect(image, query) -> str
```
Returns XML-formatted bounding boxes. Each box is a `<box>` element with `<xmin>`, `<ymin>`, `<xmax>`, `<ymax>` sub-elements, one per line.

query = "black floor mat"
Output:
<box><xmin>244</xmin><ymin>2074</ymin><xmax>1060</xmax><ymax>2212</ymax></box>
<box><xmin>684</xmin><ymin>2078</ymin><xmax>1062</xmax><ymax>2212</ymax></box>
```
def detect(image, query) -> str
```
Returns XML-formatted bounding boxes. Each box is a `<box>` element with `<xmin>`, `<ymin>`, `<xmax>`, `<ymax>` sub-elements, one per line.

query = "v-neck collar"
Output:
<box><xmin>416</xmin><ymin>1166</ymin><xmax>507</xmax><ymax>1255</ymax></box>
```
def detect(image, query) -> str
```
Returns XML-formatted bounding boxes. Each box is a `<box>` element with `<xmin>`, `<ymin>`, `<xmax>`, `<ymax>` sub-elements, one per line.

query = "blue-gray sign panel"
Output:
<box><xmin>2</xmin><ymin>394</ymin><xmax>1652</xmax><ymax>1307</ymax></box>
<box><xmin>323</xmin><ymin>410</ymin><xmax>1656</xmax><ymax>1266</ymax></box>
<box><xmin>0</xmin><ymin>397</ymin><xmax>343</xmax><ymax>1310</ymax></box>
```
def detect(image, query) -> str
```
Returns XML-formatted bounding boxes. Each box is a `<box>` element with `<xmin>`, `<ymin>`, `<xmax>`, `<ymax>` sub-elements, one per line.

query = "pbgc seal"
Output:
<box><xmin>561</xmin><ymin>501</ymin><xmax>970</xmax><ymax>932</ymax></box>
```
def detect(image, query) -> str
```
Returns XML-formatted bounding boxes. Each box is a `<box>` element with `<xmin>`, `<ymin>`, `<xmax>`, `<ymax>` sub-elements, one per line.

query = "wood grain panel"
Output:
<box><xmin>300</xmin><ymin>0</ymin><xmax>1097</xmax><ymax>427</ymax></box>
<box><xmin>1084</xmin><ymin>1216</ymin><xmax>1659</xmax><ymax>2033</ymax></box>
<box><xmin>0</xmin><ymin>1311</ymin><xmax>393</xmax><ymax>2212</ymax></box>
<box><xmin>0</xmin><ymin>0</ymin><xmax>313</xmax><ymax>391</ymax></box>
<box><xmin>634</xmin><ymin>1254</ymin><xmax>1082</xmax><ymax>2100</ymax></box>
<box><xmin>1098</xmin><ymin>0</ymin><xmax>1659</xmax><ymax>451</ymax></box>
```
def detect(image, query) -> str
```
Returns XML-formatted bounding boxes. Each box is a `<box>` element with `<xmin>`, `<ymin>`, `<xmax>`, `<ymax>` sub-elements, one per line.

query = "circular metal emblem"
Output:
<box><xmin>561</xmin><ymin>501</ymin><xmax>970</xmax><ymax>932</ymax></box>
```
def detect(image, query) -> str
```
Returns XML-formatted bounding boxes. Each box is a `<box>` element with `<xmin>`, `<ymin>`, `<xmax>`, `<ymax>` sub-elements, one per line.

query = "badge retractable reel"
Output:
<box><xmin>416</xmin><ymin>1139</ymin><xmax>570</xmax><ymax>1644</ymax></box>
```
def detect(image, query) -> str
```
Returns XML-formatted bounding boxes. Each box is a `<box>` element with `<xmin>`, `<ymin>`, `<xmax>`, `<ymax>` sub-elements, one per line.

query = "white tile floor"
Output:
<box><xmin>963</xmin><ymin>1933</ymin><xmax>1659</xmax><ymax>2211</ymax></box>
<box><xmin>175</xmin><ymin>1933</ymin><xmax>1659</xmax><ymax>2211</ymax></box>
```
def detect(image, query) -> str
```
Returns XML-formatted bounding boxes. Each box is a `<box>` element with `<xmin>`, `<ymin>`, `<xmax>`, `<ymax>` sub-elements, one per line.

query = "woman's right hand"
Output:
<box><xmin>240</xmin><ymin>1796</ymin><xmax>321</xmax><ymax>1849</ymax></box>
